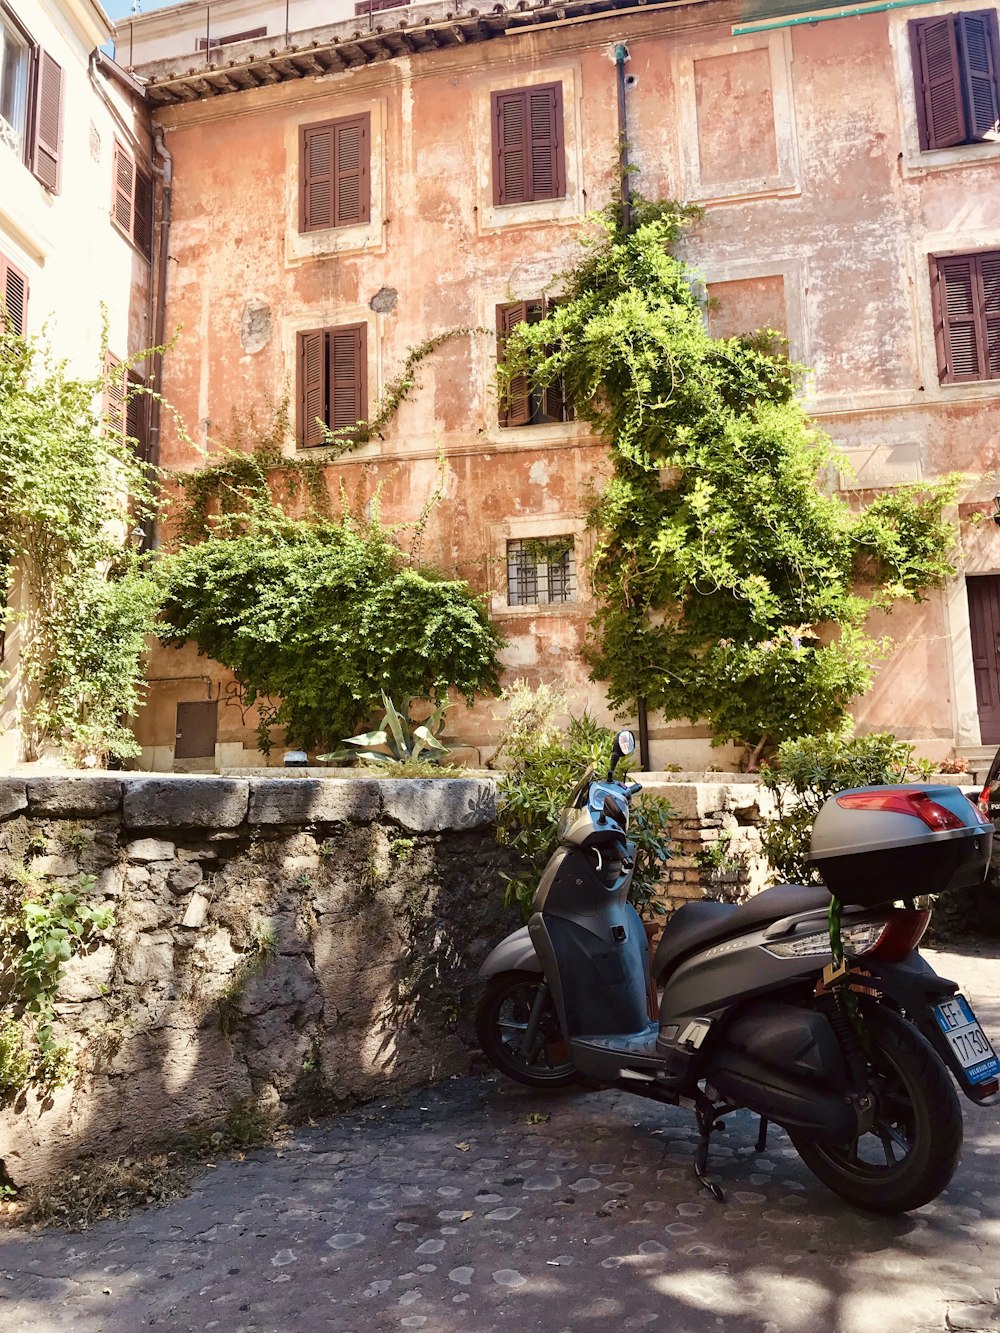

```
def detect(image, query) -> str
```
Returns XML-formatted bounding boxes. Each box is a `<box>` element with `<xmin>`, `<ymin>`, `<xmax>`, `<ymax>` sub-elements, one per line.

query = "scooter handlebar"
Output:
<box><xmin>623</xmin><ymin>782</ymin><xmax>643</xmax><ymax>799</ymax></box>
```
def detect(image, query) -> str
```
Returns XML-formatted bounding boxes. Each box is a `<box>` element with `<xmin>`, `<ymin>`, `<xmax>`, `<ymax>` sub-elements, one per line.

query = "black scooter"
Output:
<box><xmin>476</xmin><ymin>730</ymin><xmax>1000</xmax><ymax>1213</ymax></box>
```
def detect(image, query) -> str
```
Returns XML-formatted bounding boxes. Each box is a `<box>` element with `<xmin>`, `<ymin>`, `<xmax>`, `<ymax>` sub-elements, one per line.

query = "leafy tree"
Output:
<box><xmin>156</xmin><ymin>513</ymin><xmax>504</xmax><ymax>752</ymax></box>
<box><xmin>0</xmin><ymin>326</ymin><xmax>159</xmax><ymax>763</ymax></box>
<box><xmin>500</xmin><ymin>202</ymin><xmax>957</xmax><ymax>763</ymax></box>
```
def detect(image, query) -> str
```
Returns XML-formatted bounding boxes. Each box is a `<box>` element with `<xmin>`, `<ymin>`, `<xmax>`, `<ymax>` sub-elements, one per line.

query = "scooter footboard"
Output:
<box><xmin>529</xmin><ymin>908</ymin><xmax>649</xmax><ymax>1038</ymax></box>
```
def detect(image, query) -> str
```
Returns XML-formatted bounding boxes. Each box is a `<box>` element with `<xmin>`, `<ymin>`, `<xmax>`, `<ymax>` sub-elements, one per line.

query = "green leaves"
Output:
<box><xmin>157</xmin><ymin>518</ymin><xmax>504</xmax><ymax>752</ymax></box>
<box><xmin>0</xmin><ymin>327</ymin><xmax>163</xmax><ymax>763</ymax></box>
<box><xmin>507</xmin><ymin>200</ymin><xmax>957</xmax><ymax>757</ymax></box>
<box><xmin>331</xmin><ymin>692</ymin><xmax>454</xmax><ymax>766</ymax></box>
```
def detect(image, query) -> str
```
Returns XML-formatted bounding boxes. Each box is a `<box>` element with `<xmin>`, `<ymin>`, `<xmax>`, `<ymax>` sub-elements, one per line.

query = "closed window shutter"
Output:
<box><xmin>1</xmin><ymin>257</ymin><xmax>28</xmax><ymax>336</ymax></box>
<box><xmin>541</xmin><ymin>296</ymin><xmax>572</xmax><ymax>423</ymax></box>
<box><xmin>330</xmin><ymin>324</ymin><xmax>367</xmax><ymax>431</ymax></box>
<box><xmin>528</xmin><ymin>85</ymin><xmax>564</xmax><ymax>201</ymax></box>
<box><xmin>104</xmin><ymin>353</ymin><xmax>126</xmax><ymax>439</ymax></box>
<box><xmin>113</xmin><ymin>144</ymin><xmax>134</xmax><ymax>234</ymax></box>
<box><xmin>978</xmin><ymin>252</ymin><xmax>1000</xmax><ymax>378</ymax></box>
<box><xmin>301</xmin><ymin>124</ymin><xmax>333</xmax><ymax>231</ymax></box>
<box><xmin>298</xmin><ymin>329</ymin><xmax>327</xmax><ymax>446</ymax></box>
<box><xmin>334</xmin><ymin>115</ymin><xmax>370</xmax><ymax>226</ymax></box>
<box><xmin>913</xmin><ymin>17</ymin><xmax>967</xmax><ymax>148</ymax></box>
<box><xmin>32</xmin><ymin>50</ymin><xmax>63</xmax><ymax>193</ymax></box>
<box><xmin>126</xmin><ymin>370</ymin><xmax>148</xmax><ymax>458</ymax></box>
<box><xmin>493</xmin><ymin>91</ymin><xmax>528</xmax><ymax>205</ymax></box>
<box><xmin>134</xmin><ymin>167</ymin><xmax>153</xmax><ymax>259</ymax></box>
<box><xmin>497</xmin><ymin>302</ymin><xmax>532</xmax><ymax>425</ymax></box>
<box><xmin>935</xmin><ymin>255</ymin><xmax>980</xmax><ymax>380</ymax></box>
<box><xmin>958</xmin><ymin>12</ymin><xmax>1000</xmax><ymax>141</ymax></box>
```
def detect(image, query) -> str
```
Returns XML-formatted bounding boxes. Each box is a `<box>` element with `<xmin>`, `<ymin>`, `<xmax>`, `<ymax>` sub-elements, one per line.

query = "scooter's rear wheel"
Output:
<box><xmin>476</xmin><ymin>970</ymin><xmax>582</xmax><ymax>1090</ymax></box>
<box><xmin>788</xmin><ymin>1005</ymin><xmax>963</xmax><ymax>1214</ymax></box>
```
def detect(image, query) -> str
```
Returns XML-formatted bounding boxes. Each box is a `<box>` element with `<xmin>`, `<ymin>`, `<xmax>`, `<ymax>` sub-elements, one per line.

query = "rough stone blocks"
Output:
<box><xmin>248</xmin><ymin>778</ymin><xmax>383</xmax><ymax>825</ymax></box>
<box><xmin>0</xmin><ymin>779</ymin><xmax>27</xmax><ymax>822</ymax></box>
<box><xmin>26</xmin><ymin>775</ymin><xmax>122</xmax><ymax>817</ymax></box>
<box><xmin>380</xmin><ymin>778</ymin><xmax>498</xmax><ymax>832</ymax></box>
<box><xmin>123</xmin><ymin>777</ymin><xmax>250</xmax><ymax>828</ymax></box>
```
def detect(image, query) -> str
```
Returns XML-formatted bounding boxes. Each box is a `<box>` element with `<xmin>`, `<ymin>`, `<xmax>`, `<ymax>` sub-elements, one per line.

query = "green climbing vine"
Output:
<box><xmin>0</xmin><ymin>325</ymin><xmax>162</xmax><ymax>764</ymax></box>
<box><xmin>175</xmin><ymin>330</ymin><xmax>471</xmax><ymax>542</ymax></box>
<box><xmin>499</xmin><ymin>200</ymin><xmax>958</xmax><ymax>763</ymax></box>
<box><xmin>0</xmin><ymin>871</ymin><xmax>114</xmax><ymax>1101</ymax></box>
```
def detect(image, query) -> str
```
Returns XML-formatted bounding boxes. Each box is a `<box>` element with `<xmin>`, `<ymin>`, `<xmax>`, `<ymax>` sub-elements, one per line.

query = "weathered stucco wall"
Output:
<box><xmin>0</xmin><ymin>772</ymin><xmax>779</xmax><ymax>1186</ymax></box>
<box><xmin>125</xmin><ymin>0</ymin><xmax>1000</xmax><ymax>771</ymax></box>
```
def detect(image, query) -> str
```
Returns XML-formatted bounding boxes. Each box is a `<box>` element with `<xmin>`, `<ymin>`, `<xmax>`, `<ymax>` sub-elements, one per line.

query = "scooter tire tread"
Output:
<box><xmin>476</xmin><ymin>970</ymin><xmax>583</xmax><ymax>1091</ymax></box>
<box><xmin>788</xmin><ymin>1004</ymin><xmax>963</xmax><ymax>1215</ymax></box>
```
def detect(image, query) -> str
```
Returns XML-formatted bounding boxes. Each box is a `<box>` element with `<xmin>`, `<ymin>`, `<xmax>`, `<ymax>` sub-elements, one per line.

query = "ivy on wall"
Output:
<box><xmin>499</xmin><ymin>201</ymin><xmax>958</xmax><ymax>762</ymax></box>
<box><xmin>0</xmin><ymin>327</ymin><xmax>161</xmax><ymax>764</ymax></box>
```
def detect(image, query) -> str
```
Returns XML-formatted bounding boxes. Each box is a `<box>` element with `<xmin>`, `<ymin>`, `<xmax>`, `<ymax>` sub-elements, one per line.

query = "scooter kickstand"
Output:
<box><xmin>693</xmin><ymin>1107</ymin><xmax>726</xmax><ymax>1203</ymax></box>
<box><xmin>754</xmin><ymin>1116</ymin><xmax>769</xmax><ymax>1153</ymax></box>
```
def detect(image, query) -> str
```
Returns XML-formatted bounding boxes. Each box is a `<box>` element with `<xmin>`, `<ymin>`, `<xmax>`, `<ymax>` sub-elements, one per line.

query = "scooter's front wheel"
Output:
<box><xmin>788</xmin><ymin>1004</ymin><xmax>963</xmax><ymax>1214</ymax></box>
<box><xmin>476</xmin><ymin>970</ymin><xmax>582</xmax><ymax>1090</ymax></box>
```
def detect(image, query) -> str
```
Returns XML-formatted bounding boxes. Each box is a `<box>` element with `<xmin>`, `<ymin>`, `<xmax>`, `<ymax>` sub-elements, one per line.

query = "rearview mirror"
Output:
<box><xmin>609</xmin><ymin>729</ymin><xmax>636</xmax><ymax>778</ymax></box>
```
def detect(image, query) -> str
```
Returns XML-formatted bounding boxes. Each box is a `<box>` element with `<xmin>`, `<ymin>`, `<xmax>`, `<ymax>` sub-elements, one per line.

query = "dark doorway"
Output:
<box><xmin>967</xmin><ymin>577</ymin><xmax>1000</xmax><ymax>744</ymax></box>
<box><xmin>175</xmin><ymin>701</ymin><xmax>218</xmax><ymax>760</ymax></box>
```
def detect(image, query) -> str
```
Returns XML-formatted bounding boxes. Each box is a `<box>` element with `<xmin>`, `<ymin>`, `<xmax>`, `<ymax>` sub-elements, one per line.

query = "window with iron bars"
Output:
<box><xmin>507</xmin><ymin>537</ymin><xmax>576</xmax><ymax>607</ymax></box>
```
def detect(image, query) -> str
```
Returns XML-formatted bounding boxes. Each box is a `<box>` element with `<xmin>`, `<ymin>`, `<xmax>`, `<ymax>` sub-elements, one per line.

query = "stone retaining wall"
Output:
<box><xmin>0</xmin><ymin>773</ymin><xmax>775</xmax><ymax>1187</ymax></box>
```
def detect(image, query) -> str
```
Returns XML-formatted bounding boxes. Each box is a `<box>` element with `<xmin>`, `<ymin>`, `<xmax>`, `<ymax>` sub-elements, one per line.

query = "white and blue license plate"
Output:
<box><xmin>932</xmin><ymin>994</ymin><xmax>1000</xmax><ymax>1085</ymax></box>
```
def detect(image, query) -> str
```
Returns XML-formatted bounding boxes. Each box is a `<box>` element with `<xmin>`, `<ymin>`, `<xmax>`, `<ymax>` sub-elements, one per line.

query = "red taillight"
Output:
<box><xmin>980</xmin><ymin>784</ymin><xmax>991</xmax><ymax>817</ymax></box>
<box><xmin>836</xmin><ymin>788</ymin><xmax>965</xmax><ymax>831</ymax></box>
<box><xmin>864</xmin><ymin>909</ymin><xmax>932</xmax><ymax>962</ymax></box>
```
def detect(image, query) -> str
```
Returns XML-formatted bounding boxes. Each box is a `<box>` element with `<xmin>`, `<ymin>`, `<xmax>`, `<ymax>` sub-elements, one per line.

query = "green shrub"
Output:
<box><xmin>493</xmin><ymin>690</ymin><xmax>674</xmax><ymax>919</ymax></box>
<box><xmin>759</xmin><ymin>730</ymin><xmax>918</xmax><ymax>884</ymax></box>
<box><xmin>157</xmin><ymin>514</ymin><xmax>504</xmax><ymax>753</ymax></box>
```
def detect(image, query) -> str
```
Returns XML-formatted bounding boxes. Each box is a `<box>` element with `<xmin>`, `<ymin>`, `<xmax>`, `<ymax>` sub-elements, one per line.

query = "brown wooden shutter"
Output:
<box><xmin>934</xmin><ymin>255</ymin><xmax>980</xmax><ymax>380</ymax></box>
<box><xmin>912</xmin><ymin>17</ymin><xmax>966</xmax><ymax>149</ymax></box>
<box><xmin>126</xmin><ymin>370</ymin><xmax>148</xmax><ymax>458</ymax></box>
<box><xmin>298</xmin><ymin>329</ymin><xmax>327</xmax><ymax>447</ymax></box>
<box><xmin>334</xmin><ymin>115</ymin><xmax>370</xmax><ymax>226</ymax></box>
<box><xmin>112</xmin><ymin>143</ymin><xmax>134</xmax><ymax>234</ymax></box>
<box><xmin>492</xmin><ymin>84</ymin><xmax>565</xmax><ymax>205</ymax></box>
<box><xmin>528</xmin><ymin>84</ymin><xmax>564</xmax><ymax>201</ymax></box>
<box><xmin>497</xmin><ymin>302</ymin><xmax>531</xmax><ymax>426</ymax></box>
<box><xmin>31</xmin><ymin>50</ymin><xmax>63</xmax><ymax>193</ymax></box>
<box><xmin>959</xmin><ymin>12</ymin><xmax>1000</xmax><ymax>141</ymax></box>
<box><xmin>330</xmin><ymin>323</ymin><xmax>367</xmax><ymax>432</ymax></box>
<box><xmin>979</xmin><ymin>251</ymin><xmax>1000</xmax><ymax>379</ymax></box>
<box><xmin>493</xmin><ymin>90</ymin><xmax>528</xmax><ymax>205</ymax></box>
<box><xmin>301</xmin><ymin>123</ymin><xmax>333</xmax><ymax>231</ymax></box>
<box><xmin>104</xmin><ymin>353</ymin><xmax>126</xmax><ymax>439</ymax></box>
<box><xmin>541</xmin><ymin>296</ymin><xmax>572</xmax><ymax>423</ymax></box>
<box><xmin>134</xmin><ymin>167</ymin><xmax>153</xmax><ymax>259</ymax></box>
<box><xmin>0</xmin><ymin>257</ymin><xmax>28</xmax><ymax>336</ymax></box>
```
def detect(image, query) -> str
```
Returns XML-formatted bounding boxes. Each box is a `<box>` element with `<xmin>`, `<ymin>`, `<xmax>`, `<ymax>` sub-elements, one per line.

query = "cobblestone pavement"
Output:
<box><xmin>2</xmin><ymin>945</ymin><xmax>1000</xmax><ymax>1333</ymax></box>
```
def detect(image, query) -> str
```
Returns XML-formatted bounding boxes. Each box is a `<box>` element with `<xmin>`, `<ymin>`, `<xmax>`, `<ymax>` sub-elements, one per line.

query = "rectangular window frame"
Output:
<box><xmin>929</xmin><ymin>248</ymin><xmax>1000</xmax><ymax>384</ymax></box>
<box><xmin>299</xmin><ymin>113</ymin><xmax>372</xmax><ymax>233</ymax></box>
<box><xmin>196</xmin><ymin>27</ymin><xmax>266</xmax><ymax>50</ymax></box>
<box><xmin>506</xmin><ymin>537</ymin><xmax>577</xmax><ymax>608</ymax></box>
<box><xmin>297</xmin><ymin>322</ymin><xmax>369</xmax><ymax>449</ymax></box>
<box><xmin>496</xmin><ymin>297</ymin><xmax>572</xmax><ymax>428</ymax></box>
<box><xmin>491</xmin><ymin>81</ymin><xmax>566</xmax><ymax>207</ymax></box>
<box><xmin>111</xmin><ymin>140</ymin><xmax>153</xmax><ymax>261</ymax></box>
<box><xmin>910</xmin><ymin>11</ymin><xmax>1000</xmax><ymax>151</ymax></box>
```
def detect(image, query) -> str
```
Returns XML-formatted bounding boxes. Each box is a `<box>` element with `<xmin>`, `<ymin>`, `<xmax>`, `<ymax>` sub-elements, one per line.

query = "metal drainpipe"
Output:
<box><xmin>145</xmin><ymin>124</ymin><xmax>173</xmax><ymax>552</ymax></box>
<box><xmin>614</xmin><ymin>43</ymin><xmax>651</xmax><ymax>769</ymax></box>
<box><xmin>614</xmin><ymin>43</ymin><xmax>631</xmax><ymax>236</ymax></box>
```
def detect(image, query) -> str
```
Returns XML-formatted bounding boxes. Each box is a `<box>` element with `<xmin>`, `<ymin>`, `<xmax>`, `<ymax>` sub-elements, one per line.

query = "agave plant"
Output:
<box><xmin>319</xmin><ymin>694</ymin><xmax>452</xmax><ymax>766</ymax></box>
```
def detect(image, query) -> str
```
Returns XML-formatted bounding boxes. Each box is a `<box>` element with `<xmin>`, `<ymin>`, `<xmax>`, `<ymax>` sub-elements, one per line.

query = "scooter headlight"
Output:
<box><xmin>762</xmin><ymin>921</ymin><xmax>887</xmax><ymax>959</ymax></box>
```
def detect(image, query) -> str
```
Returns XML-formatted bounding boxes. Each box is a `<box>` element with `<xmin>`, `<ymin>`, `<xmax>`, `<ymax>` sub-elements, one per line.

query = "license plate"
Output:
<box><xmin>932</xmin><ymin>994</ymin><xmax>1000</xmax><ymax>1085</ymax></box>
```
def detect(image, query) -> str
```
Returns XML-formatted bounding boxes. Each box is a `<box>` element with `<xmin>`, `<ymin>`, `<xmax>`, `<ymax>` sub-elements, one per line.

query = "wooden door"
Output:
<box><xmin>175</xmin><ymin>701</ymin><xmax>218</xmax><ymax>759</ymax></box>
<box><xmin>967</xmin><ymin>577</ymin><xmax>1000</xmax><ymax>743</ymax></box>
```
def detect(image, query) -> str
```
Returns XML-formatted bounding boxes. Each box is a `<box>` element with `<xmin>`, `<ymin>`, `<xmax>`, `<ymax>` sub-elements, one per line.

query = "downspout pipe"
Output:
<box><xmin>614</xmin><ymin>43</ymin><xmax>631</xmax><ymax>237</ymax></box>
<box><xmin>614</xmin><ymin>42</ymin><xmax>650</xmax><ymax>767</ymax></box>
<box><xmin>144</xmin><ymin>123</ymin><xmax>172</xmax><ymax>551</ymax></box>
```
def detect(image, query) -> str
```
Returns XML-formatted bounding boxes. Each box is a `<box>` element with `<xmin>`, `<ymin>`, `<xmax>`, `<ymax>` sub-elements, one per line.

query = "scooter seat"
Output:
<box><xmin>652</xmin><ymin>883</ymin><xmax>831</xmax><ymax>980</ymax></box>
